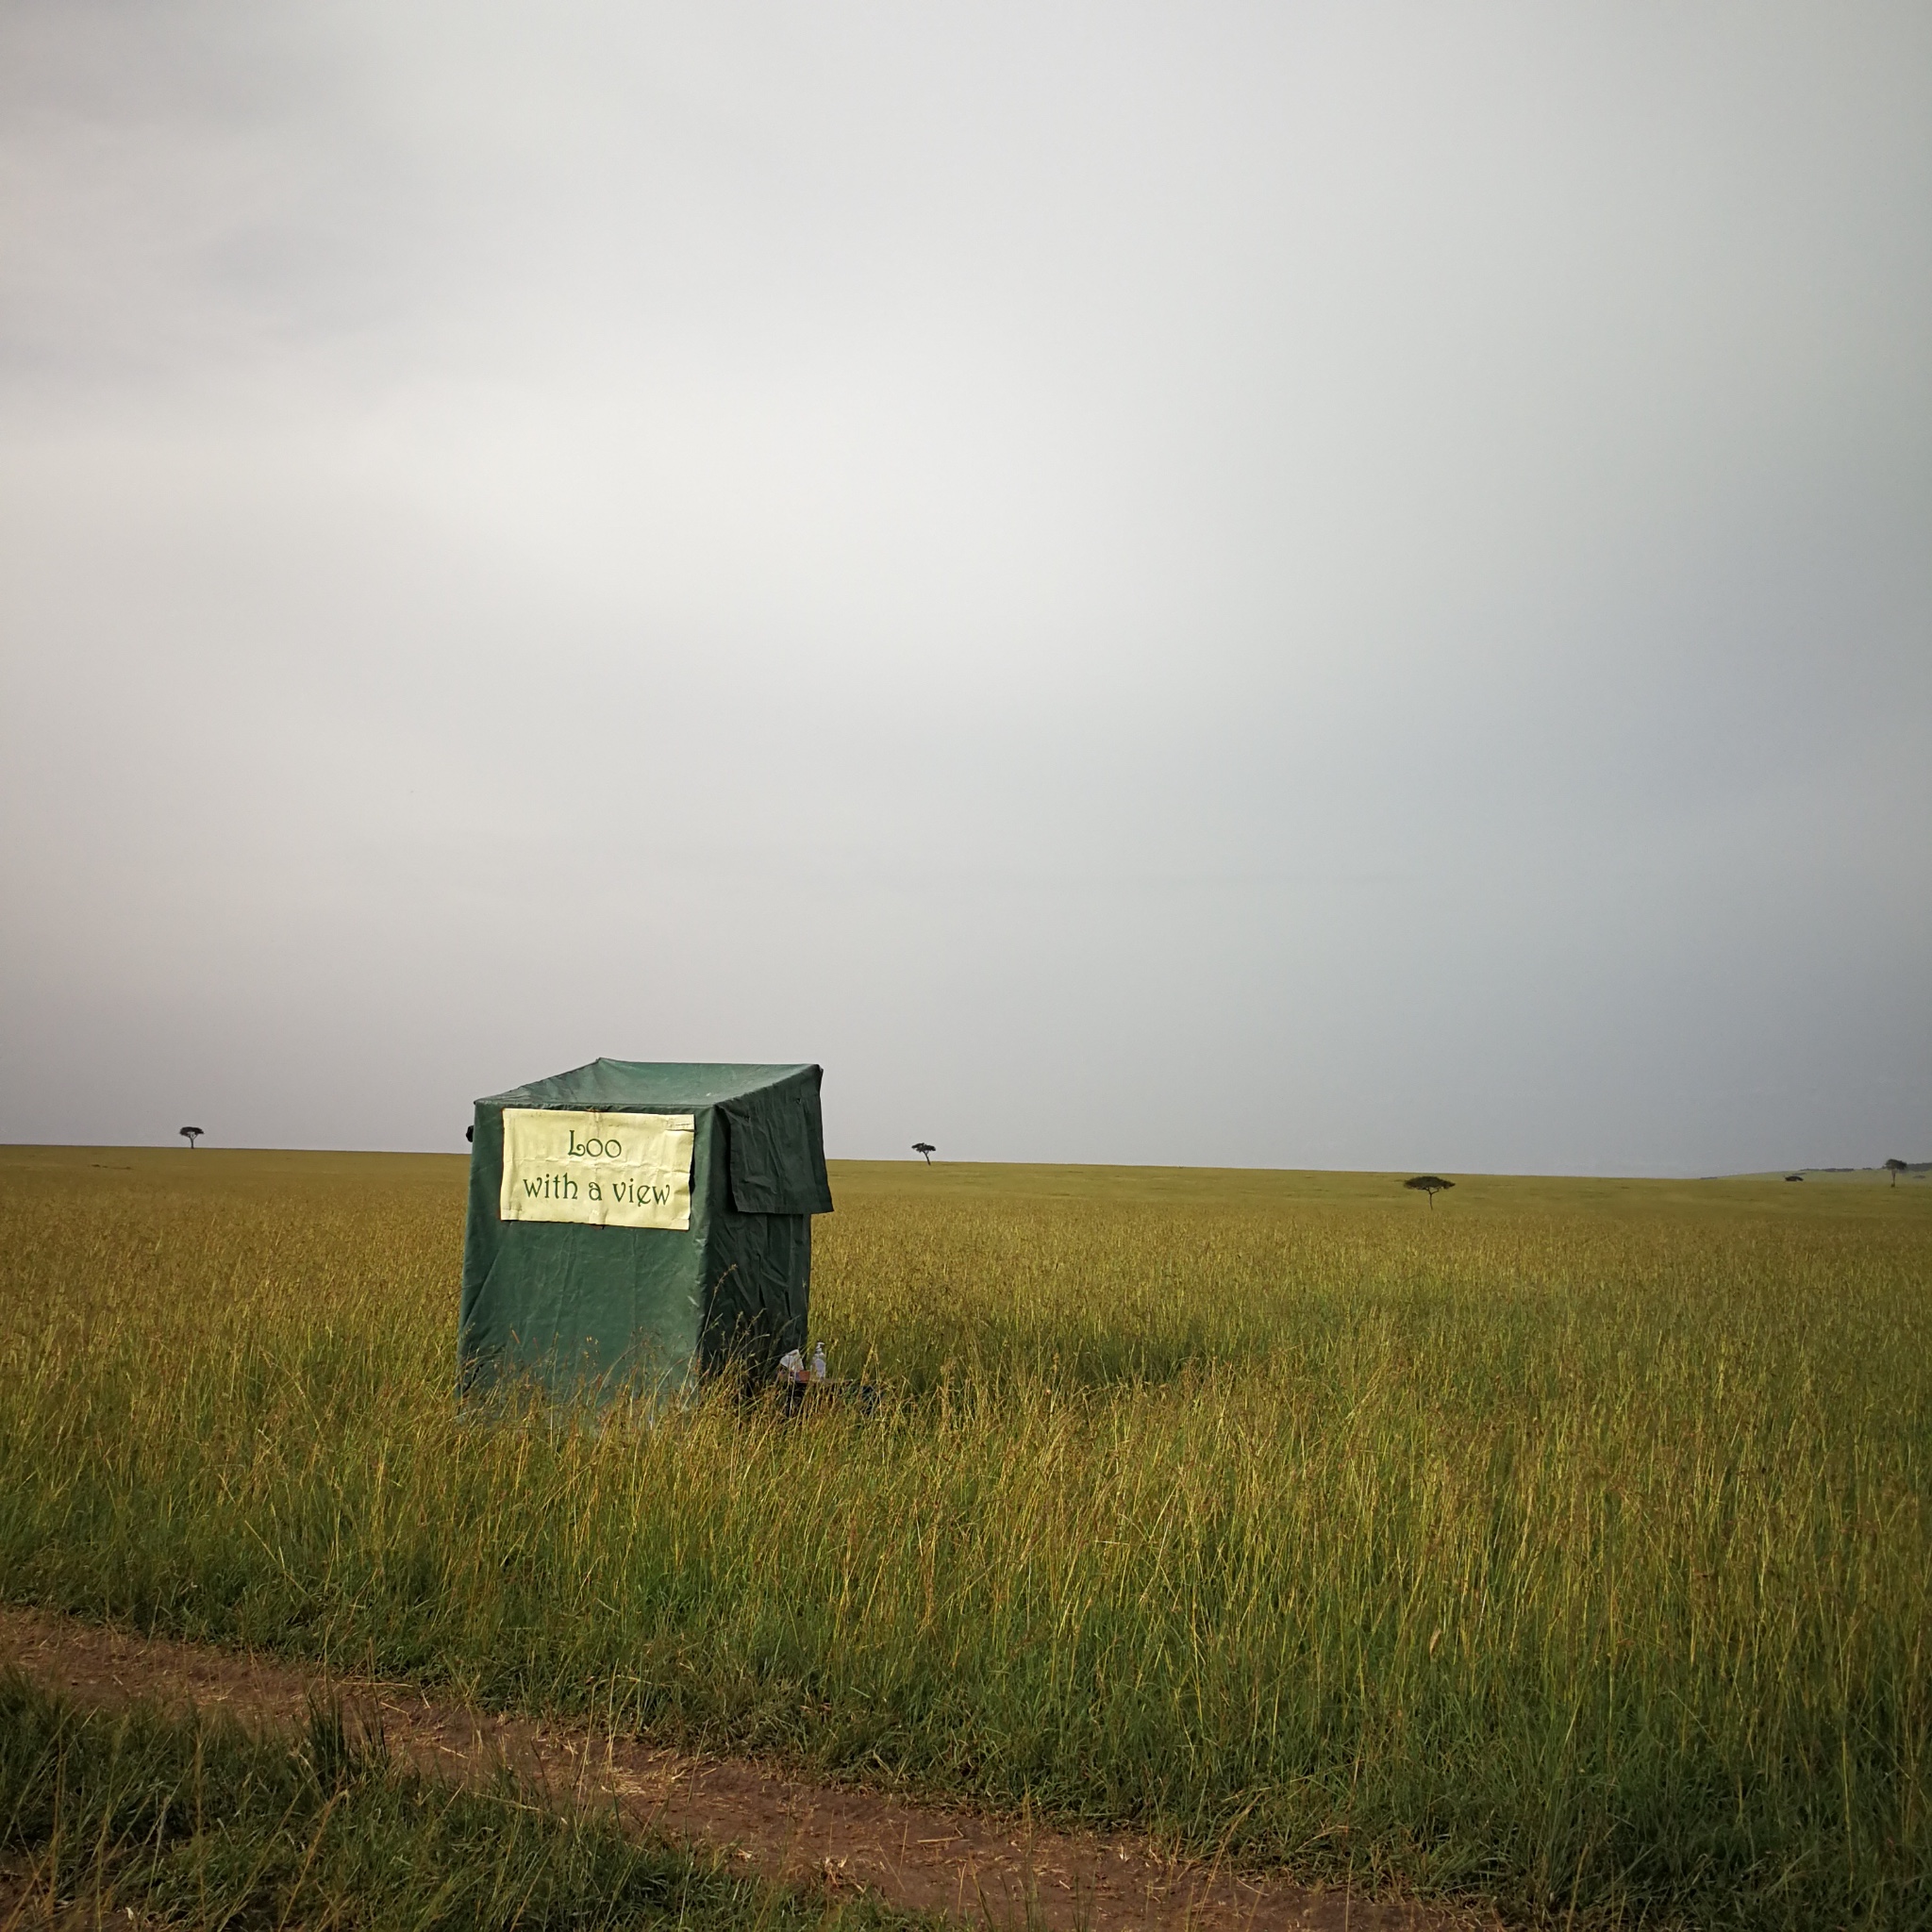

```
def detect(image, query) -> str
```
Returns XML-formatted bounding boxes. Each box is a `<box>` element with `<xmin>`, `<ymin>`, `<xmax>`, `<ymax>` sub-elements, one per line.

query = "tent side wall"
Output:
<box><xmin>696</xmin><ymin>1068</ymin><xmax>830</xmax><ymax>1379</ymax></box>
<box><xmin>458</xmin><ymin>1102</ymin><xmax>709</xmax><ymax>1404</ymax></box>
<box><xmin>698</xmin><ymin>1199</ymin><xmax>811</xmax><ymax>1380</ymax></box>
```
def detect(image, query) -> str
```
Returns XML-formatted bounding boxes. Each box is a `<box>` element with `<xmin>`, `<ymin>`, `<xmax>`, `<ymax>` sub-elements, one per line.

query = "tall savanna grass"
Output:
<box><xmin>0</xmin><ymin>1148</ymin><xmax>1926</xmax><ymax>1927</ymax></box>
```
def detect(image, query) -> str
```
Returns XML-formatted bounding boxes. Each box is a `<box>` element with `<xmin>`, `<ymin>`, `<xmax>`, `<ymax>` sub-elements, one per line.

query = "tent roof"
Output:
<box><xmin>479</xmin><ymin>1058</ymin><xmax>820</xmax><ymax>1111</ymax></box>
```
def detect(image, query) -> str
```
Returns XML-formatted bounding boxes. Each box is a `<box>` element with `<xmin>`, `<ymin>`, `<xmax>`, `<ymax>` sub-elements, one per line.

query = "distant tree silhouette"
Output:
<box><xmin>912</xmin><ymin>1141</ymin><xmax>935</xmax><ymax>1165</ymax></box>
<box><xmin>1404</xmin><ymin>1174</ymin><xmax>1453</xmax><ymax>1208</ymax></box>
<box><xmin>1886</xmin><ymin>1158</ymin><xmax>1907</xmax><ymax>1187</ymax></box>
<box><xmin>179</xmin><ymin>1126</ymin><xmax>203</xmax><ymax>1150</ymax></box>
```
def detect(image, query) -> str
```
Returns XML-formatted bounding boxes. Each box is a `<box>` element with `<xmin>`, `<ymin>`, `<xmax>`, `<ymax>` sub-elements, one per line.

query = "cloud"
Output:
<box><xmin>2</xmin><ymin>1</ymin><xmax>1928</xmax><ymax>1171</ymax></box>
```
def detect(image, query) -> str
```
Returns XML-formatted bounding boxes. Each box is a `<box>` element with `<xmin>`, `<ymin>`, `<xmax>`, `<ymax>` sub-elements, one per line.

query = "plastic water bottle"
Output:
<box><xmin>811</xmin><ymin>1341</ymin><xmax>827</xmax><ymax>1382</ymax></box>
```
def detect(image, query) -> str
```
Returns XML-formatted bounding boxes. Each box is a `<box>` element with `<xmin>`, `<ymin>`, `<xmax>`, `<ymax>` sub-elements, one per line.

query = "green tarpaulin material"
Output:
<box><xmin>458</xmin><ymin>1060</ymin><xmax>832</xmax><ymax>1405</ymax></box>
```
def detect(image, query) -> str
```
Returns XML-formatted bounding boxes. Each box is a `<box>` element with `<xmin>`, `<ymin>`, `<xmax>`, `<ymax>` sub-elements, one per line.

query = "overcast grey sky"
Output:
<box><xmin>2</xmin><ymin>2</ymin><xmax>1927</xmax><ymax>1174</ymax></box>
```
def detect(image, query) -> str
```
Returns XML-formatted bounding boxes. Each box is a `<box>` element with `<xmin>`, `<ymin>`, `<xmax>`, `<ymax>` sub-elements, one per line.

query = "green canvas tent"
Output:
<box><xmin>458</xmin><ymin>1060</ymin><xmax>833</xmax><ymax>1405</ymax></box>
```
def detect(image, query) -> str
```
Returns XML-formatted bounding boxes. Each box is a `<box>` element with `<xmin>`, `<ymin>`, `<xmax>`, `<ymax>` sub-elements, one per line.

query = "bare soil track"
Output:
<box><xmin>0</xmin><ymin>1608</ymin><xmax>1480</xmax><ymax>1932</ymax></box>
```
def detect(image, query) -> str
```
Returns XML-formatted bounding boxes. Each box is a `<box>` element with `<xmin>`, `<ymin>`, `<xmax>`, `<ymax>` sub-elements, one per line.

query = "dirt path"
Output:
<box><xmin>0</xmin><ymin>1607</ymin><xmax>1480</xmax><ymax>1932</ymax></box>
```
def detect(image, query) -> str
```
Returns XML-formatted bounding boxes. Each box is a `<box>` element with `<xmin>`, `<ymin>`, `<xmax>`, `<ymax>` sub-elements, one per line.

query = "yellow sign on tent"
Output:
<box><xmin>498</xmin><ymin>1108</ymin><xmax>693</xmax><ymax>1230</ymax></box>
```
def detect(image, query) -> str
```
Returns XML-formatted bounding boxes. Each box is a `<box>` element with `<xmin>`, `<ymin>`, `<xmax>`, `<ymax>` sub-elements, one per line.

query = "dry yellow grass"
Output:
<box><xmin>1</xmin><ymin>1144</ymin><xmax>1927</xmax><ymax>1927</ymax></box>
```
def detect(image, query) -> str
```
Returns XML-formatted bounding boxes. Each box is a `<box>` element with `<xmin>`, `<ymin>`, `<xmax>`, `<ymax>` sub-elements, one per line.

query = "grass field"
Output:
<box><xmin>1</xmin><ymin>1146</ymin><xmax>1927</xmax><ymax>1928</ymax></box>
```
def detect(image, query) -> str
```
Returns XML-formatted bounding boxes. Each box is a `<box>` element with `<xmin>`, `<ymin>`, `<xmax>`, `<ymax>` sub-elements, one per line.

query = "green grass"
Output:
<box><xmin>0</xmin><ymin>1672</ymin><xmax>927</xmax><ymax>1930</ymax></box>
<box><xmin>1</xmin><ymin>1145</ymin><xmax>1928</xmax><ymax>1928</ymax></box>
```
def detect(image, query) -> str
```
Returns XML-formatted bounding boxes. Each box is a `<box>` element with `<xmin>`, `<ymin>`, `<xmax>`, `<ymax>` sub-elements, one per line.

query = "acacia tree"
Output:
<box><xmin>912</xmin><ymin>1141</ymin><xmax>935</xmax><ymax>1165</ymax></box>
<box><xmin>1886</xmin><ymin>1158</ymin><xmax>1907</xmax><ymax>1187</ymax></box>
<box><xmin>179</xmin><ymin>1126</ymin><xmax>203</xmax><ymax>1150</ymax></box>
<box><xmin>1404</xmin><ymin>1174</ymin><xmax>1453</xmax><ymax>1208</ymax></box>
